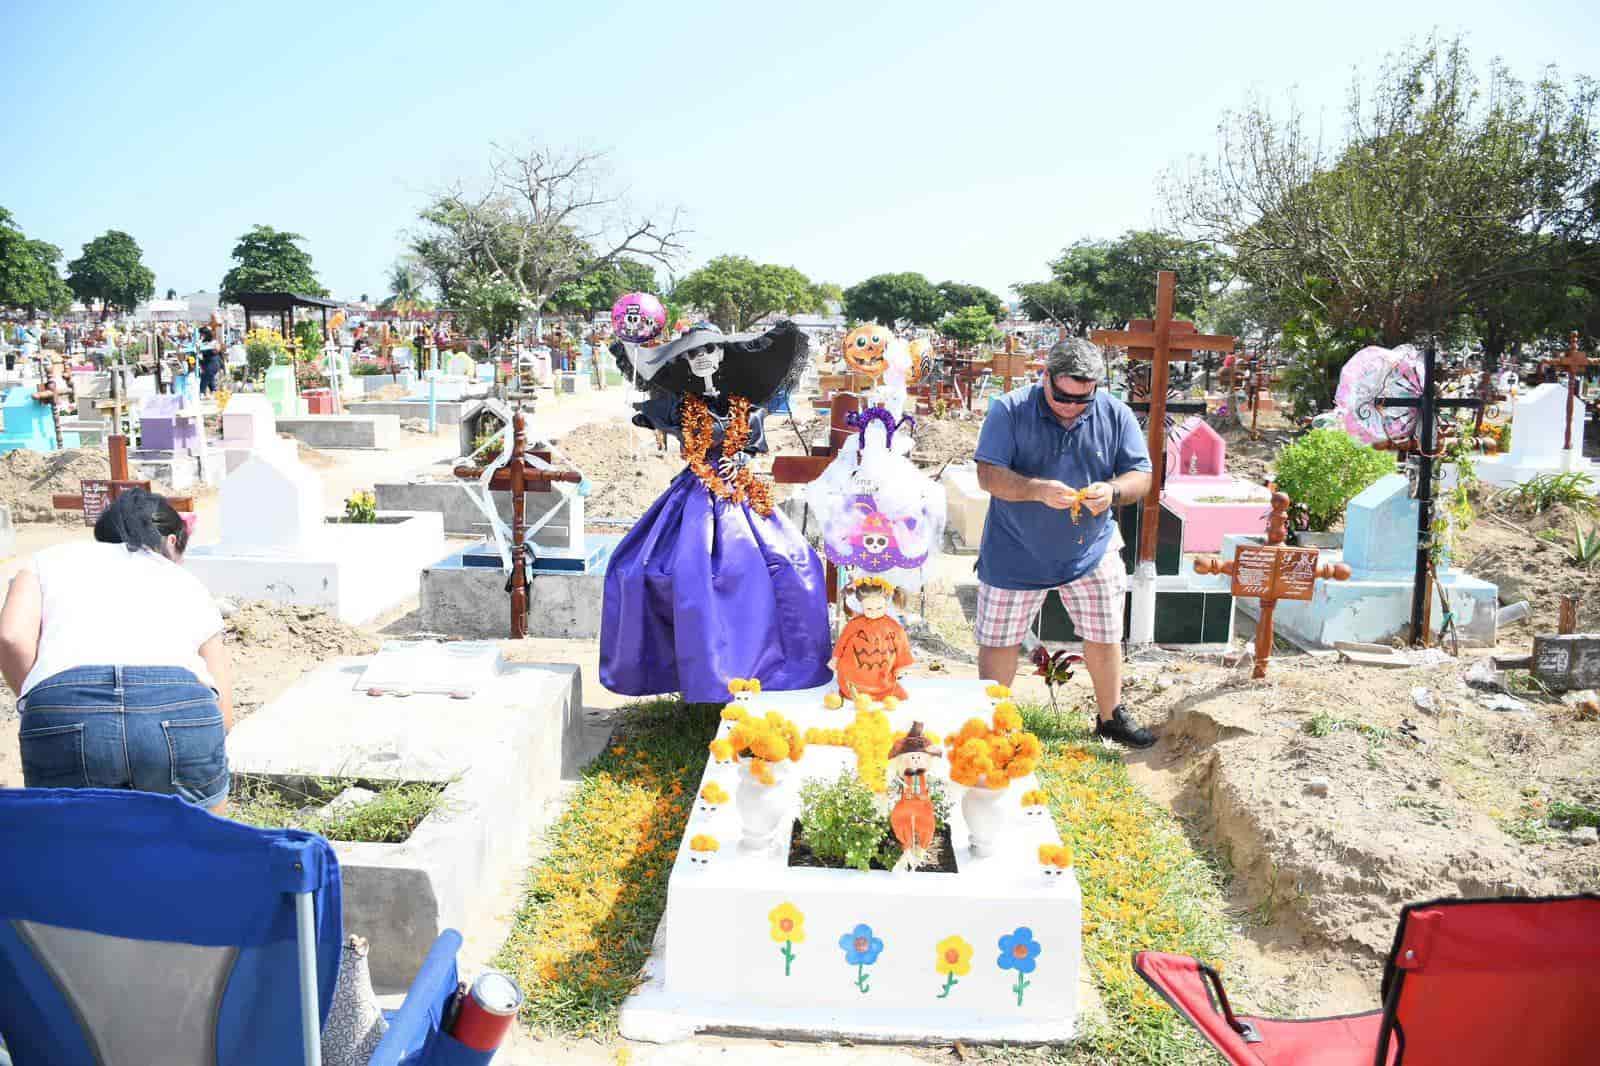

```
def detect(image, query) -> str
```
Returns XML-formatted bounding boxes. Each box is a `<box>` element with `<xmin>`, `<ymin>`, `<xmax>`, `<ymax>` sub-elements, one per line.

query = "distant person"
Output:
<box><xmin>198</xmin><ymin>325</ymin><xmax>223</xmax><ymax>393</ymax></box>
<box><xmin>0</xmin><ymin>489</ymin><xmax>233</xmax><ymax>810</ymax></box>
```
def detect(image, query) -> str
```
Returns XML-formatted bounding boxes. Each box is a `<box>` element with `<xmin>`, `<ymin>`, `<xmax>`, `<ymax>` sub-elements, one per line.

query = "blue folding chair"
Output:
<box><xmin>0</xmin><ymin>788</ymin><xmax>493</xmax><ymax>1066</ymax></box>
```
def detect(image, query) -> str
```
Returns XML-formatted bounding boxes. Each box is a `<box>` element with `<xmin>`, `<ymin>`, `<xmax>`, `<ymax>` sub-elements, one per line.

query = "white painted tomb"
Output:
<box><xmin>183</xmin><ymin>449</ymin><xmax>448</xmax><ymax>623</ymax></box>
<box><xmin>1475</xmin><ymin>382</ymin><xmax>1599</xmax><ymax>488</ymax></box>
<box><xmin>227</xmin><ymin>643</ymin><xmax>584</xmax><ymax>989</ymax></box>
<box><xmin>941</xmin><ymin>463</ymin><xmax>990</xmax><ymax>550</ymax></box>
<box><xmin>220</xmin><ymin>392</ymin><xmax>297</xmax><ymax>474</ymax></box>
<box><xmin>621</xmin><ymin>676</ymin><xmax>1086</xmax><ymax>1045</ymax></box>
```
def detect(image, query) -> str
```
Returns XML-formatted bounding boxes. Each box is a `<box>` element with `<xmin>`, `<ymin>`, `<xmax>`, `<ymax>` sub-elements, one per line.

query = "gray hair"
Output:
<box><xmin>1045</xmin><ymin>337</ymin><xmax>1106</xmax><ymax>382</ymax></box>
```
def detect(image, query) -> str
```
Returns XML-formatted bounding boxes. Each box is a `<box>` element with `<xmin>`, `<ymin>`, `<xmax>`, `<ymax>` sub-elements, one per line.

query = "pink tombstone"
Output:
<box><xmin>1161</xmin><ymin>417</ymin><xmax>1271</xmax><ymax>553</ymax></box>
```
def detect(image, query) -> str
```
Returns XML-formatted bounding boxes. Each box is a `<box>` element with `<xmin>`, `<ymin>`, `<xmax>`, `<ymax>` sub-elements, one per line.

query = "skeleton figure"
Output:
<box><xmin>622</xmin><ymin>303</ymin><xmax>644</xmax><ymax>336</ymax></box>
<box><xmin>686</xmin><ymin>340</ymin><xmax>724</xmax><ymax>398</ymax></box>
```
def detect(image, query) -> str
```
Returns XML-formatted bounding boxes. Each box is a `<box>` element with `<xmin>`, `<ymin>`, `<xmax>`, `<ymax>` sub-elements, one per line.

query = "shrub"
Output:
<box><xmin>243</xmin><ymin>327</ymin><xmax>287</xmax><ymax>378</ymax></box>
<box><xmin>350</xmin><ymin>361</ymin><xmax>388</xmax><ymax>376</ymax></box>
<box><xmin>1272</xmin><ymin>428</ymin><xmax>1395</xmax><ymax>531</ymax></box>
<box><xmin>797</xmin><ymin>771</ymin><xmax>896</xmax><ymax>872</ymax></box>
<box><xmin>343</xmin><ymin>490</ymin><xmax>377</xmax><ymax>523</ymax></box>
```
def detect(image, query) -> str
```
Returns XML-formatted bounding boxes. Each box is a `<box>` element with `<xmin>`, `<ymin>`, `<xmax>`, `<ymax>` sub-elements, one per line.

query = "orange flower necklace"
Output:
<box><xmin>682</xmin><ymin>393</ymin><xmax>774</xmax><ymax>516</ymax></box>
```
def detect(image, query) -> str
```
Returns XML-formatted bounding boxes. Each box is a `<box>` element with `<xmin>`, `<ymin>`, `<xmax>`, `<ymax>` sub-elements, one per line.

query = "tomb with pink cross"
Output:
<box><xmin>1160</xmin><ymin>417</ymin><xmax>1270</xmax><ymax>553</ymax></box>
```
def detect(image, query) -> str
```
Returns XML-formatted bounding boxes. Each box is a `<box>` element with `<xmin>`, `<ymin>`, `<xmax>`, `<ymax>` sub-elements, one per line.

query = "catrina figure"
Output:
<box><xmin>603</xmin><ymin>320</ymin><xmax>832</xmax><ymax>704</ymax></box>
<box><xmin>830</xmin><ymin>576</ymin><xmax>913</xmax><ymax>702</ymax></box>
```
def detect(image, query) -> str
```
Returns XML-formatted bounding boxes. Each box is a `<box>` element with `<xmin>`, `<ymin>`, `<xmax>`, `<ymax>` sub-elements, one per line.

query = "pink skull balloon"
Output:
<box><xmin>610</xmin><ymin>292</ymin><xmax>666</xmax><ymax>343</ymax></box>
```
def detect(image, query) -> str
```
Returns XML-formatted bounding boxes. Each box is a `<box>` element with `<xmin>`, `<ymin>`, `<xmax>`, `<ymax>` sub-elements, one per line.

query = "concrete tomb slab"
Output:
<box><xmin>226</xmin><ymin>652</ymin><xmax>583</xmax><ymax>989</ymax></box>
<box><xmin>274</xmin><ymin>414</ymin><xmax>400</xmax><ymax>450</ymax></box>
<box><xmin>1476</xmin><ymin>382</ymin><xmax>1600</xmax><ymax>487</ymax></box>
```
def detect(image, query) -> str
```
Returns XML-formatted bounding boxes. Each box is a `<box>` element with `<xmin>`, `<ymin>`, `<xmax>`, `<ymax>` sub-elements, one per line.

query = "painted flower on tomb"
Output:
<box><xmin>933</xmin><ymin>935</ymin><xmax>973</xmax><ymax>999</ymax></box>
<box><xmin>838</xmin><ymin>922</ymin><xmax>885</xmax><ymax>994</ymax></box>
<box><xmin>997</xmin><ymin>927</ymin><xmax>1042</xmax><ymax>1006</ymax></box>
<box><xmin>768</xmin><ymin>902</ymin><xmax>805</xmax><ymax>976</ymax></box>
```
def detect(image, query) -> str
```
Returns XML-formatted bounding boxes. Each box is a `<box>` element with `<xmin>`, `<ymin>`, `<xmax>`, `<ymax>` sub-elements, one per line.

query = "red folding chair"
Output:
<box><xmin>1133</xmin><ymin>894</ymin><xmax>1600</xmax><ymax>1065</ymax></box>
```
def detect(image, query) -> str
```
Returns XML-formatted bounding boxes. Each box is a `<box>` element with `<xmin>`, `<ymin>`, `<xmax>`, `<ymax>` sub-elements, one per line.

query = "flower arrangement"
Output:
<box><xmin>1038</xmin><ymin>843</ymin><xmax>1073</xmax><ymax>870</ymax></box>
<box><xmin>682</xmin><ymin>394</ymin><xmax>774</xmax><ymax>515</ymax></box>
<box><xmin>698</xmin><ymin>782</ymin><xmax>728</xmax><ymax>805</ymax></box>
<box><xmin>708</xmin><ymin>738</ymin><xmax>733</xmax><ymax>764</ymax></box>
<box><xmin>806</xmin><ymin>709</ymin><xmax>893</xmax><ymax>792</ymax></box>
<box><xmin>689</xmin><ymin>834</ymin><xmax>719</xmax><ymax>852</ymax></box>
<box><xmin>948</xmin><ymin>708</ymin><xmax>1042</xmax><ymax>789</ymax></box>
<box><xmin>727</xmin><ymin>711</ymin><xmax>805</xmax><ymax>785</ymax></box>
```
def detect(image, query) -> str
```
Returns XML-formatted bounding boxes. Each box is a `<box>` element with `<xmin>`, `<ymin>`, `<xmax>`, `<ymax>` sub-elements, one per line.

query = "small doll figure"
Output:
<box><xmin>830</xmin><ymin>576</ymin><xmax>913</xmax><ymax>702</ymax></box>
<box><xmin>888</xmin><ymin>722</ymin><xmax>942</xmax><ymax>870</ymax></box>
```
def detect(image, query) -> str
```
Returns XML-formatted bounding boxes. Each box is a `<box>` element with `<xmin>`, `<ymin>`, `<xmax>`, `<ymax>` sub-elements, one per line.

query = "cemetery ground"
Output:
<box><xmin>0</xmin><ymin>394</ymin><xmax>1595</xmax><ymax>1065</ymax></box>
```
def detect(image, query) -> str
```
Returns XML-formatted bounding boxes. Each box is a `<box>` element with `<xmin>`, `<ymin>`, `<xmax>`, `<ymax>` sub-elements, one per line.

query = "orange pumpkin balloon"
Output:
<box><xmin>842</xmin><ymin>324</ymin><xmax>891</xmax><ymax>379</ymax></box>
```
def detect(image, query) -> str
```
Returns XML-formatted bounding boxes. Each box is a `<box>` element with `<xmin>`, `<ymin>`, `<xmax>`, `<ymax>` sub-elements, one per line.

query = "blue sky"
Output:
<box><xmin>4</xmin><ymin>0</ymin><xmax>1595</xmax><ymax>304</ymax></box>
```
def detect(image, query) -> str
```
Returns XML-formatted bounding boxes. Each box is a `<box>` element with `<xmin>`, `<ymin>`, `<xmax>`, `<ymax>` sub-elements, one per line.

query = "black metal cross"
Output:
<box><xmin>1375</xmin><ymin>342</ymin><xmax>1484</xmax><ymax>646</ymax></box>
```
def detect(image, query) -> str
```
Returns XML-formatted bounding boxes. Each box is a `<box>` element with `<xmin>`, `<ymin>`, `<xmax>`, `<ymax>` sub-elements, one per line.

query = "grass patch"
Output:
<box><xmin>230</xmin><ymin>774</ymin><xmax>446</xmax><ymax>843</ymax></box>
<box><xmin>493</xmin><ymin>698</ymin><xmax>717</xmax><ymax>1038</ymax></box>
<box><xmin>1004</xmin><ymin>704</ymin><xmax>1234</xmax><ymax>1065</ymax></box>
<box><xmin>1303</xmin><ymin>710</ymin><xmax>1389</xmax><ymax>744</ymax></box>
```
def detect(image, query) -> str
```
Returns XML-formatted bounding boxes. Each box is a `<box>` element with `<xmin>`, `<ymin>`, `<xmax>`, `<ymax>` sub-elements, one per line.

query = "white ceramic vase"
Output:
<box><xmin>962</xmin><ymin>782</ymin><xmax>1011</xmax><ymax>857</ymax></box>
<box><xmin>737</xmin><ymin>760</ymin><xmax>792</xmax><ymax>852</ymax></box>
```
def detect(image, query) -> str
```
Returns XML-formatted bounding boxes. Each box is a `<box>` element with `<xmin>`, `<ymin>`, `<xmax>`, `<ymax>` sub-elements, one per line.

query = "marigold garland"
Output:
<box><xmin>682</xmin><ymin>394</ymin><xmax>774</xmax><ymax>515</ymax></box>
<box><xmin>805</xmin><ymin>709</ymin><xmax>894</xmax><ymax>792</ymax></box>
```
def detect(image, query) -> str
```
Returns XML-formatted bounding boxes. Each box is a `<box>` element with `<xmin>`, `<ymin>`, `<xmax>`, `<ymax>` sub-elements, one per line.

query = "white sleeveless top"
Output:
<box><xmin>20</xmin><ymin>541</ymin><xmax>223</xmax><ymax>696</ymax></box>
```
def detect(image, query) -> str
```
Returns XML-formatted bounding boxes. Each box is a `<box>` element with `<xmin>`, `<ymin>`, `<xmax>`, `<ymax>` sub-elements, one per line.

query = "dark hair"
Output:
<box><xmin>94</xmin><ymin>488</ymin><xmax>189</xmax><ymax>555</ymax></box>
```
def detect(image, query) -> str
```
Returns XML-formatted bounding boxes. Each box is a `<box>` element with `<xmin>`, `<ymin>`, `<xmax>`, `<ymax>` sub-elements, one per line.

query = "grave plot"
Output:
<box><xmin>226</xmin><ymin>640</ymin><xmax>584</xmax><ymax>990</ymax></box>
<box><xmin>620</xmin><ymin>677</ymin><xmax>1086</xmax><ymax>1044</ymax></box>
<box><xmin>183</xmin><ymin>447</ymin><xmax>448</xmax><ymax>623</ymax></box>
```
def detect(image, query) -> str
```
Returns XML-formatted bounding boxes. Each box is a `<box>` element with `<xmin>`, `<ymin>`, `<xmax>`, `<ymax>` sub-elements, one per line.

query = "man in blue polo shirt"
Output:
<box><xmin>973</xmin><ymin>337</ymin><xmax>1156</xmax><ymax>748</ymax></box>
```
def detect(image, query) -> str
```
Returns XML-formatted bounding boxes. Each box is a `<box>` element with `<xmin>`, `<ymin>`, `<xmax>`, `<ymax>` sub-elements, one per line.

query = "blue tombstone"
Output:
<box><xmin>0</xmin><ymin>386</ymin><xmax>58</xmax><ymax>454</ymax></box>
<box><xmin>1342</xmin><ymin>473</ymin><xmax>1439</xmax><ymax>578</ymax></box>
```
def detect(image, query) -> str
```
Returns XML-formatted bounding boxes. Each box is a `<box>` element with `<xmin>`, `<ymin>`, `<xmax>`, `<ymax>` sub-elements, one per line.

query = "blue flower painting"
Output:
<box><xmin>838</xmin><ymin>922</ymin><xmax>885</xmax><ymax>993</ymax></box>
<box><xmin>997</xmin><ymin>926</ymin><xmax>1042</xmax><ymax>1005</ymax></box>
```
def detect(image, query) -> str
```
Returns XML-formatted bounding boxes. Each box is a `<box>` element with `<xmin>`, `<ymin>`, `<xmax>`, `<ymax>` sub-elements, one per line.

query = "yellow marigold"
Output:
<box><xmin>699</xmin><ymin>782</ymin><xmax>729</xmax><ymax>804</ymax></box>
<box><xmin>1038</xmin><ymin>844</ymin><xmax>1073</xmax><ymax>868</ymax></box>
<box><xmin>934</xmin><ymin>934</ymin><xmax>974</xmax><ymax>976</ymax></box>
<box><xmin>746</xmin><ymin>679</ymin><xmax>762</xmax><ymax>694</ymax></box>
<box><xmin>689</xmin><ymin>834</ymin><xmax>720</xmax><ymax>852</ymax></box>
<box><xmin>985</xmin><ymin>683</ymin><xmax>1012</xmax><ymax>699</ymax></box>
<box><xmin>708</xmin><ymin>739</ymin><xmax>732</xmax><ymax>761</ymax></box>
<box><xmin>1007</xmin><ymin>756</ymin><xmax>1038</xmax><ymax>780</ymax></box>
<box><xmin>1021</xmin><ymin>789</ymin><xmax>1046</xmax><ymax>807</ymax></box>
<box><xmin>768</xmin><ymin>902</ymin><xmax>805</xmax><ymax>943</ymax></box>
<box><xmin>992</xmin><ymin>703</ymin><xmax>1023</xmax><ymax>733</ymax></box>
<box><xmin>721</xmin><ymin>706</ymin><xmax>747</xmax><ymax>721</ymax></box>
<box><xmin>751</xmin><ymin>759</ymin><xmax>776</xmax><ymax>785</ymax></box>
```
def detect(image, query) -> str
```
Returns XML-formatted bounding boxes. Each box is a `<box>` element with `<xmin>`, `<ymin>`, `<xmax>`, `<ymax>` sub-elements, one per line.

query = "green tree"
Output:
<box><xmin>671</xmin><ymin>255</ymin><xmax>830</xmax><ymax>331</ymax></box>
<box><xmin>412</xmin><ymin>141</ymin><xmax>683</xmax><ymax>320</ymax></box>
<box><xmin>66</xmin><ymin>230</ymin><xmax>155</xmax><ymax>318</ymax></box>
<box><xmin>842</xmin><ymin>272</ymin><xmax>943</xmax><ymax>326</ymax></box>
<box><xmin>936</xmin><ymin>280</ymin><xmax>1002</xmax><ymax>318</ymax></box>
<box><xmin>938</xmin><ymin>304</ymin><xmax>1000</xmax><ymax>349</ymax></box>
<box><xmin>219</xmin><ymin>225</ymin><xmax>326</xmax><ymax>303</ymax></box>
<box><xmin>0</xmin><ymin>208</ymin><xmax>72</xmax><ymax>314</ymax></box>
<box><xmin>1166</xmin><ymin>36</ymin><xmax>1600</xmax><ymax>351</ymax></box>
<box><xmin>549</xmin><ymin>258</ymin><xmax>658</xmax><ymax>316</ymax></box>
<box><xmin>1014</xmin><ymin>231</ymin><xmax>1220</xmax><ymax>334</ymax></box>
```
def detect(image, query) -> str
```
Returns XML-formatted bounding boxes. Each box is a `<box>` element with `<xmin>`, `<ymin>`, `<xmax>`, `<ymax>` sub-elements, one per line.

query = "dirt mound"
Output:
<box><xmin>1456</xmin><ymin>499</ymin><xmax>1600</xmax><ymax>635</ymax></box>
<box><xmin>1141</xmin><ymin>654</ymin><xmax>1594</xmax><ymax>959</ymax></box>
<box><xmin>911</xmin><ymin>417</ymin><xmax>984</xmax><ymax>469</ymax></box>
<box><xmin>553</xmin><ymin>418</ymin><xmax>682</xmax><ymax>520</ymax></box>
<box><xmin>224</xmin><ymin>601</ymin><xmax>378</xmax><ymax>658</ymax></box>
<box><xmin>292</xmin><ymin>440</ymin><xmax>338</xmax><ymax>469</ymax></box>
<box><xmin>0</xmin><ymin>448</ymin><xmax>120</xmax><ymax>524</ymax></box>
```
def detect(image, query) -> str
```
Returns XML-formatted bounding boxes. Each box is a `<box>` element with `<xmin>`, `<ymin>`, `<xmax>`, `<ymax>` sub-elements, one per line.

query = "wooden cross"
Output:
<box><xmin>1374</xmin><ymin>342</ymin><xmax>1483</xmax><ymax>646</ymax></box>
<box><xmin>1194</xmin><ymin>492</ymin><xmax>1350</xmax><ymax>679</ymax></box>
<box><xmin>1538</xmin><ymin>332</ymin><xmax>1598</xmax><ymax>452</ymax></box>
<box><xmin>451</xmin><ymin>407</ymin><xmax>582</xmax><ymax>639</ymax></box>
<box><xmin>51</xmin><ymin>435</ymin><xmax>194</xmax><ymax>523</ymax></box>
<box><xmin>772</xmin><ymin>392</ymin><xmax>861</xmax><ymax>605</ymax></box>
<box><xmin>1091</xmin><ymin>271</ymin><xmax>1235</xmax><ymax>567</ymax></box>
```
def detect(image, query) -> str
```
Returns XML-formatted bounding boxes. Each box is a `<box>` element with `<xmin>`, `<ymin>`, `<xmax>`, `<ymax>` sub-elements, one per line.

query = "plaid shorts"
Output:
<box><xmin>974</xmin><ymin>534</ymin><xmax>1128</xmax><ymax>647</ymax></box>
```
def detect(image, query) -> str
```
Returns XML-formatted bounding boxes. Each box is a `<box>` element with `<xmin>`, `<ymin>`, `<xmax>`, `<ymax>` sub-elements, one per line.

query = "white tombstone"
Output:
<box><xmin>223</xmin><ymin>393</ymin><xmax>277</xmax><ymax>451</ymax></box>
<box><xmin>217</xmin><ymin>450</ymin><xmax>324</xmax><ymax>551</ymax></box>
<box><xmin>1476</xmin><ymin>382</ymin><xmax>1600</xmax><ymax>488</ymax></box>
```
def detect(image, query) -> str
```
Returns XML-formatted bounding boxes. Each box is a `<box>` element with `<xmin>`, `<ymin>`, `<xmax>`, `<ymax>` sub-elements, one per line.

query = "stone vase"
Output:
<box><xmin>962</xmin><ymin>782</ymin><xmax>1012</xmax><ymax>857</ymax></box>
<box><xmin>737</xmin><ymin>760</ymin><xmax>793</xmax><ymax>853</ymax></box>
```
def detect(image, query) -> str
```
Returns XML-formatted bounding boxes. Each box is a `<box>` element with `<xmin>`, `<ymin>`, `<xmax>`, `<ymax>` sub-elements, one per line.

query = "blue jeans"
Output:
<box><xmin>18</xmin><ymin>666</ymin><xmax>229</xmax><ymax>808</ymax></box>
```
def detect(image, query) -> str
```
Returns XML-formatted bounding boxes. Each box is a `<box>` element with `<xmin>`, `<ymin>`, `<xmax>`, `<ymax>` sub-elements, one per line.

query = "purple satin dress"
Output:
<box><xmin>600</xmin><ymin>397</ymin><xmax>832</xmax><ymax>704</ymax></box>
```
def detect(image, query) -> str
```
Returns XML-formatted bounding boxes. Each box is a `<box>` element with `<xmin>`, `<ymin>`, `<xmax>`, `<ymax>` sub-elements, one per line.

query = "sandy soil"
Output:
<box><xmin>0</xmin><ymin>448</ymin><xmax>171</xmax><ymax>524</ymax></box>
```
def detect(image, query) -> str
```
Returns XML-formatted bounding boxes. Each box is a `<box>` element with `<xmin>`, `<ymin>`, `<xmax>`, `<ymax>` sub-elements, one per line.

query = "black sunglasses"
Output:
<box><xmin>1048</xmin><ymin>379</ymin><xmax>1097</xmax><ymax>406</ymax></box>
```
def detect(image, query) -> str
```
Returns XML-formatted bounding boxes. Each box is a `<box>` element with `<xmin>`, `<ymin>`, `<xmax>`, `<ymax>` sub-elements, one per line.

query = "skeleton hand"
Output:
<box><xmin>717</xmin><ymin>451</ymin><xmax>751</xmax><ymax>478</ymax></box>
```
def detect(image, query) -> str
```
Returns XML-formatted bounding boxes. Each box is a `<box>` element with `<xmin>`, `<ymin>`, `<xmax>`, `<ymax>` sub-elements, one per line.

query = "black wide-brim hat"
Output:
<box><xmin>612</xmin><ymin>319</ymin><xmax>810</xmax><ymax>407</ymax></box>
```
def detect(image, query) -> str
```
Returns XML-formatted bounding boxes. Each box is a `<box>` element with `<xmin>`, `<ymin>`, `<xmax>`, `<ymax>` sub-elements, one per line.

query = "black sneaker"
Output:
<box><xmin>1094</xmin><ymin>705</ymin><xmax>1156</xmax><ymax>749</ymax></box>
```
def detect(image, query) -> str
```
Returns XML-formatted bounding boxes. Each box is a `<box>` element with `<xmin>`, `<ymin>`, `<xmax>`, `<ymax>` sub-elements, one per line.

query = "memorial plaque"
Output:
<box><xmin>79</xmin><ymin>479</ymin><xmax>111</xmax><ymax>525</ymax></box>
<box><xmin>1274</xmin><ymin>547</ymin><xmax>1321</xmax><ymax>602</ymax></box>
<box><xmin>1530</xmin><ymin>635</ymin><xmax>1600</xmax><ymax>692</ymax></box>
<box><xmin>1231</xmin><ymin>544</ymin><xmax>1275</xmax><ymax>598</ymax></box>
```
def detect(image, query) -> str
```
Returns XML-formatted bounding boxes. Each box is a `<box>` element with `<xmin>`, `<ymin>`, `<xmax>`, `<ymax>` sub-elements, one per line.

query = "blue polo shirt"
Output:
<box><xmin>974</xmin><ymin>383</ymin><xmax>1152</xmax><ymax>590</ymax></box>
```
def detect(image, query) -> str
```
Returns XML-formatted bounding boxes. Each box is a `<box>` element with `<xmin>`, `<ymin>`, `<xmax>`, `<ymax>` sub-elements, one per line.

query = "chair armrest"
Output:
<box><xmin>366</xmin><ymin>930</ymin><xmax>464</xmax><ymax>1066</ymax></box>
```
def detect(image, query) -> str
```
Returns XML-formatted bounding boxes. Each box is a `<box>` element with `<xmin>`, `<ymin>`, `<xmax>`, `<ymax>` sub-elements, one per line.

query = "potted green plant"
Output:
<box><xmin>1271</xmin><ymin>428</ymin><xmax>1396</xmax><ymax>544</ymax></box>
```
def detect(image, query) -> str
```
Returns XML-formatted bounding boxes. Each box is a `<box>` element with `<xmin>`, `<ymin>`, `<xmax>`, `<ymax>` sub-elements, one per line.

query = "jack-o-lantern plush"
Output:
<box><xmin>843</xmin><ymin>324</ymin><xmax>891</xmax><ymax>379</ymax></box>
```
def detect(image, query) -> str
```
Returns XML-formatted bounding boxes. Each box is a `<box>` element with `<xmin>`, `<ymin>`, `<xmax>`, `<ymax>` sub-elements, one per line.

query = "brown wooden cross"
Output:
<box><xmin>1538</xmin><ymin>332</ymin><xmax>1598</xmax><ymax>452</ymax></box>
<box><xmin>1091</xmin><ymin>271</ymin><xmax>1235</xmax><ymax>566</ymax></box>
<box><xmin>451</xmin><ymin>407</ymin><xmax>583</xmax><ymax>639</ymax></box>
<box><xmin>51</xmin><ymin>435</ymin><xmax>194</xmax><ymax>524</ymax></box>
<box><xmin>1194</xmin><ymin>492</ymin><xmax>1350</xmax><ymax>679</ymax></box>
<box><xmin>772</xmin><ymin>392</ymin><xmax>861</xmax><ymax>606</ymax></box>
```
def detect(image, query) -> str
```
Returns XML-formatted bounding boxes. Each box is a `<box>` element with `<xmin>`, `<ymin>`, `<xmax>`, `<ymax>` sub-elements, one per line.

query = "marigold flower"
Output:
<box><xmin>721</xmin><ymin>706</ymin><xmax>747</xmax><ymax>721</ymax></box>
<box><xmin>993</xmin><ymin>704</ymin><xmax>1023</xmax><ymax>733</ymax></box>
<box><xmin>699</xmin><ymin>782</ymin><xmax>729</xmax><ymax>804</ymax></box>
<box><xmin>689</xmin><ymin>834</ymin><xmax>719</xmax><ymax>852</ymax></box>
<box><xmin>709</xmin><ymin>739</ymin><xmax>733</xmax><ymax>761</ymax></box>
